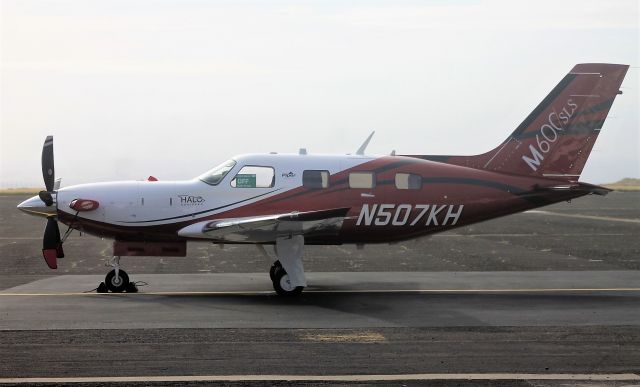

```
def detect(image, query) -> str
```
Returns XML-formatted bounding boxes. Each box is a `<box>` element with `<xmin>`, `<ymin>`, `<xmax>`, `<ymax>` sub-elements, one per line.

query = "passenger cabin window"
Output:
<box><xmin>231</xmin><ymin>166</ymin><xmax>275</xmax><ymax>188</ymax></box>
<box><xmin>349</xmin><ymin>172</ymin><xmax>375</xmax><ymax>189</ymax></box>
<box><xmin>395</xmin><ymin>173</ymin><xmax>422</xmax><ymax>190</ymax></box>
<box><xmin>303</xmin><ymin>170</ymin><xmax>330</xmax><ymax>189</ymax></box>
<box><xmin>198</xmin><ymin>159</ymin><xmax>236</xmax><ymax>186</ymax></box>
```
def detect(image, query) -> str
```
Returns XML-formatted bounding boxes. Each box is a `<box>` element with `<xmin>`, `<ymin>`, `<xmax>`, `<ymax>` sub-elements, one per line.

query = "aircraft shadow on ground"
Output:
<box><xmin>100</xmin><ymin>289</ymin><xmax>640</xmax><ymax>327</ymax></box>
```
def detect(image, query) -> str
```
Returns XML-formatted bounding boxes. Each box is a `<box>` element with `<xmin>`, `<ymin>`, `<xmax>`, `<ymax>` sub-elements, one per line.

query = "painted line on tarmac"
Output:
<box><xmin>433</xmin><ymin>233</ymin><xmax>627</xmax><ymax>237</ymax></box>
<box><xmin>0</xmin><ymin>237</ymin><xmax>45</xmax><ymax>240</ymax></box>
<box><xmin>1</xmin><ymin>288</ymin><xmax>639</xmax><ymax>297</ymax></box>
<box><xmin>526</xmin><ymin>210</ymin><xmax>640</xmax><ymax>224</ymax></box>
<box><xmin>0</xmin><ymin>232</ymin><xmax>630</xmax><ymax>241</ymax></box>
<box><xmin>0</xmin><ymin>373</ymin><xmax>638</xmax><ymax>383</ymax></box>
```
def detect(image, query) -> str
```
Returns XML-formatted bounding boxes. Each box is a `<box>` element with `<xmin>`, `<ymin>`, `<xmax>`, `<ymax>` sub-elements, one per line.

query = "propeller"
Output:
<box><xmin>42</xmin><ymin>217</ymin><xmax>63</xmax><ymax>269</ymax></box>
<box><xmin>39</xmin><ymin>136</ymin><xmax>55</xmax><ymax>206</ymax></box>
<box><xmin>39</xmin><ymin>136</ymin><xmax>64</xmax><ymax>269</ymax></box>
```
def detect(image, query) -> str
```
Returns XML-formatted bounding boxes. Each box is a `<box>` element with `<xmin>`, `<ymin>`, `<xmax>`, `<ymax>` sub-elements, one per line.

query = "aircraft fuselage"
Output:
<box><xmin>47</xmin><ymin>153</ymin><xmax>588</xmax><ymax>245</ymax></box>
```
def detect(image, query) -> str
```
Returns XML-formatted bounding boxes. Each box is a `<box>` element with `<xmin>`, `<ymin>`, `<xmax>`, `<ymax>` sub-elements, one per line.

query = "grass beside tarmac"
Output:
<box><xmin>1</xmin><ymin>178</ymin><xmax>639</xmax><ymax>194</ymax></box>
<box><xmin>603</xmin><ymin>178</ymin><xmax>640</xmax><ymax>192</ymax></box>
<box><xmin>0</xmin><ymin>188</ymin><xmax>41</xmax><ymax>195</ymax></box>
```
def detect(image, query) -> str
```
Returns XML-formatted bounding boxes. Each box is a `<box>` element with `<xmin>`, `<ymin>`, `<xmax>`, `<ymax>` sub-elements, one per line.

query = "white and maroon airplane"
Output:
<box><xmin>18</xmin><ymin>63</ymin><xmax>628</xmax><ymax>296</ymax></box>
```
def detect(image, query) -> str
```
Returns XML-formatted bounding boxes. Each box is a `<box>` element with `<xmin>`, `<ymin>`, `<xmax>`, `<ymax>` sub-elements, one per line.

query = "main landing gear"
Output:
<box><xmin>270</xmin><ymin>260</ymin><xmax>304</xmax><ymax>297</ymax></box>
<box><xmin>264</xmin><ymin>235</ymin><xmax>307</xmax><ymax>297</ymax></box>
<box><xmin>97</xmin><ymin>256</ymin><xmax>138</xmax><ymax>293</ymax></box>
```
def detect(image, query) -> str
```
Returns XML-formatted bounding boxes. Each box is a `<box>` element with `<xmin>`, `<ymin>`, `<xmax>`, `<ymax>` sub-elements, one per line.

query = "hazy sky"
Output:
<box><xmin>1</xmin><ymin>0</ymin><xmax>638</xmax><ymax>187</ymax></box>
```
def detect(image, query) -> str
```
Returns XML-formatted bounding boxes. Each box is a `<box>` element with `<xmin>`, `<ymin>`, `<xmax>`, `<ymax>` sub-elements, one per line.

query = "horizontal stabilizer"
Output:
<box><xmin>534</xmin><ymin>182</ymin><xmax>612</xmax><ymax>196</ymax></box>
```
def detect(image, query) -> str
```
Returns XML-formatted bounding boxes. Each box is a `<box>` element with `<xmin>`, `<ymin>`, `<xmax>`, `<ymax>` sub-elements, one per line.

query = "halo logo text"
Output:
<box><xmin>178</xmin><ymin>195</ymin><xmax>205</xmax><ymax>206</ymax></box>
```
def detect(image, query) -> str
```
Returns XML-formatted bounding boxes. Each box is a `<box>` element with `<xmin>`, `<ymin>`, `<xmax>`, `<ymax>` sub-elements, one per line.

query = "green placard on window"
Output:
<box><xmin>235</xmin><ymin>174</ymin><xmax>256</xmax><ymax>188</ymax></box>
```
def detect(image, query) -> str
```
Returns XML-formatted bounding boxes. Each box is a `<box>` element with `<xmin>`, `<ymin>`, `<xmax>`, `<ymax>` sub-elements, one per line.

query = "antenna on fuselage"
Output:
<box><xmin>356</xmin><ymin>131</ymin><xmax>375</xmax><ymax>155</ymax></box>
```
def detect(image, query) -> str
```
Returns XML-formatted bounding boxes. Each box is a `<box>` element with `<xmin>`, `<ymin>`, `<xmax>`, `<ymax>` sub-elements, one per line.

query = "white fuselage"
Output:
<box><xmin>55</xmin><ymin>153</ymin><xmax>373</xmax><ymax>228</ymax></box>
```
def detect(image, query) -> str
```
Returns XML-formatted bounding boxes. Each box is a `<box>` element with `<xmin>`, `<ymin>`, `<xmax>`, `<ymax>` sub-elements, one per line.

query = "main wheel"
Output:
<box><xmin>105</xmin><ymin>269</ymin><xmax>129</xmax><ymax>293</ymax></box>
<box><xmin>269</xmin><ymin>260</ymin><xmax>282</xmax><ymax>282</ymax></box>
<box><xmin>271</xmin><ymin>266</ymin><xmax>303</xmax><ymax>297</ymax></box>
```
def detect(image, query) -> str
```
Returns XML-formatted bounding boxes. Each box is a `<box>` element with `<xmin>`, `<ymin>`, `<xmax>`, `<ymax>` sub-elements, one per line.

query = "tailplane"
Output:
<box><xmin>407</xmin><ymin>63</ymin><xmax>629</xmax><ymax>181</ymax></box>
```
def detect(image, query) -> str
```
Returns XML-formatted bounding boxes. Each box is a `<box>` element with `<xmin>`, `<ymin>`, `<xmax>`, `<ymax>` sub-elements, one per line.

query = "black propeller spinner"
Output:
<box><xmin>40</xmin><ymin>136</ymin><xmax>63</xmax><ymax>269</ymax></box>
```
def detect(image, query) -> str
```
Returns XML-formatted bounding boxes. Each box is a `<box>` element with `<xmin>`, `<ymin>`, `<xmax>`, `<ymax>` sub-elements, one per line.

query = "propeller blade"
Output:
<box><xmin>38</xmin><ymin>190</ymin><xmax>54</xmax><ymax>207</ymax></box>
<box><xmin>43</xmin><ymin>218</ymin><xmax>60</xmax><ymax>249</ymax></box>
<box><xmin>42</xmin><ymin>217</ymin><xmax>61</xmax><ymax>269</ymax></box>
<box><xmin>41</xmin><ymin>136</ymin><xmax>55</xmax><ymax>192</ymax></box>
<box><xmin>54</xmin><ymin>218</ymin><xmax>64</xmax><ymax>258</ymax></box>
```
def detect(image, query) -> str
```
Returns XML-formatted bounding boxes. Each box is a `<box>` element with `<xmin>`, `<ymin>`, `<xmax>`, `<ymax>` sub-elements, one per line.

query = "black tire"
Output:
<box><xmin>269</xmin><ymin>260</ymin><xmax>282</xmax><ymax>282</ymax></box>
<box><xmin>272</xmin><ymin>266</ymin><xmax>303</xmax><ymax>297</ymax></box>
<box><xmin>105</xmin><ymin>269</ymin><xmax>129</xmax><ymax>293</ymax></box>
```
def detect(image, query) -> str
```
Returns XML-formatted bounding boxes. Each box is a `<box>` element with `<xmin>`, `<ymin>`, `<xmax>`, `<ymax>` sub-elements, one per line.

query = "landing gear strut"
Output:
<box><xmin>265</xmin><ymin>235</ymin><xmax>306</xmax><ymax>296</ymax></box>
<box><xmin>98</xmin><ymin>256</ymin><xmax>137</xmax><ymax>293</ymax></box>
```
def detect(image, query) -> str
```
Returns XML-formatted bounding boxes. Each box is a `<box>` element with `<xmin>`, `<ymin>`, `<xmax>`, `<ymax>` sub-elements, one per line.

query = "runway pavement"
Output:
<box><xmin>0</xmin><ymin>192</ymin><xmax>639</xmax><ymax>386</ymax></box>
<box><xmin>2</xmin><ymin>271</ymin><xmax>640</xmax><ymax>330</ymax></box>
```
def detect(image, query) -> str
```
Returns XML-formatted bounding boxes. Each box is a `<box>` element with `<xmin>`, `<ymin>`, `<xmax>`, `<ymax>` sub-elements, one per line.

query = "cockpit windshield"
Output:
<box><xmin>198</xmin><ymin>159</ymin><xmax>237</xmax><ymax>186</ymax></box>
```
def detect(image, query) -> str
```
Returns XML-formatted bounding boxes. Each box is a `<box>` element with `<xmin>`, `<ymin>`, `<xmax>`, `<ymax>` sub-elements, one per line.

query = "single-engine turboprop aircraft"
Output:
<box><xmin>18</xmin><ymin>63</ymin><xmax>629</xmax><ymax>296</ymax></box>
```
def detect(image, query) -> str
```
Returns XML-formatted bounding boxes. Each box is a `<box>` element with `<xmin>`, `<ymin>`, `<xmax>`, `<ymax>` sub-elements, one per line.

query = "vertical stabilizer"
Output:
<box><xmin>407</xmin><ymin>63</ymin><xmax>629</xmax><ymax>181</ymax></box>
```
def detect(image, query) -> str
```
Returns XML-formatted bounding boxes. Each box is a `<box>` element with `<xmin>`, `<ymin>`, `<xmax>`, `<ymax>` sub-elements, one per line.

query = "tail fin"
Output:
<box><xmin>411</xmin><ymin>63</ymin><xmax>629</xmax><ymax>181</ymax></box>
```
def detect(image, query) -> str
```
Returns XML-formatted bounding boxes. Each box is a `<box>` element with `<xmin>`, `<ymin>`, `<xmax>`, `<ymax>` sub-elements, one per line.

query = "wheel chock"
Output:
<box><xmin>96</xmin><ymin>282</ymin><xmax>108</xmax><ymax>293</ymax></box>
<box><xmin>125</xmin><ymin>282</ymin><xmax>138</xmax><ymax>293</ymax></box>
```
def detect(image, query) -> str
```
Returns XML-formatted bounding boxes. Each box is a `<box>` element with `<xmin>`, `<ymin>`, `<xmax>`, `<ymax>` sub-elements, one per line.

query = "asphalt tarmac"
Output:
<box><xmin>0</xmin><ymin>192</ymin><xmax>639</xmax><ymax>386</ymax></box>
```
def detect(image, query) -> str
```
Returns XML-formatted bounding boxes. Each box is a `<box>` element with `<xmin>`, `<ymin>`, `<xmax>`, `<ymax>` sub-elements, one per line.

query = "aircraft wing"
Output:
<box><xmin>177</xmin><ymin>207</ymin><xmax>351</xmax><ymax>243</ymax></box>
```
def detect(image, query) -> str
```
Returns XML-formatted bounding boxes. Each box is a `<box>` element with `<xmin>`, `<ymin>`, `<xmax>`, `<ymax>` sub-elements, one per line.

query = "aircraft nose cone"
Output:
<box><xmin>17</xmin><ymin>195</ymin><xmax>57</xmax><ymax>217</ymax></box>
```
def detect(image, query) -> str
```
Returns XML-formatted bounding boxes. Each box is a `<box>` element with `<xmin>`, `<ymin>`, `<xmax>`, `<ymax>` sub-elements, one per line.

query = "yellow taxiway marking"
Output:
<box><xmin>434</xmin><ymin>233</ymin><xmax>628</xmax><ymax>237</ymax></box>
<box><xmin>0</xmin><ymin>237</ymin><xmax>44</xmax><ymax>239</ymax></box>
<box><xmin>299</xmin><ymin>331</ymin><xmax>387</xmax><ymax>343</ymax></box>
<box><xmin>526</xmin><ymin>210</ymin><xmax>640</xmax><ymax>224</ymax></box>
<box><xmin>1</xmin><ymin>288</ymin><xmax>639</xmax><ymax>297</ymax></box>
<box><xmin>0</xmin><ymin>373</ymin><xmax>638</xmax><ymax>383</ymax></box>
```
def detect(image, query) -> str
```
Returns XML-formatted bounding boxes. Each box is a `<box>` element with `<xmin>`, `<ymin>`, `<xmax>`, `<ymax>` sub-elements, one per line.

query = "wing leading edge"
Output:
<box><xmin>177</xmin><ymin>207</ymin><xmax>351</xmax><ymax>243</ymax></box>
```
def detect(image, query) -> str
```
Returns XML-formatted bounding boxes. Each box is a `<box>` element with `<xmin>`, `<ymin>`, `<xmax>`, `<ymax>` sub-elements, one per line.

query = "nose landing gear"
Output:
<box><xmin>104</xmin><ymin>268</ymin><xmax>130</xmax><ymax>292</ymax></box>
<box><xmin>97</xmin><ymin>256</ymin><xmax>138</xmax><ymax>293</ymax></box>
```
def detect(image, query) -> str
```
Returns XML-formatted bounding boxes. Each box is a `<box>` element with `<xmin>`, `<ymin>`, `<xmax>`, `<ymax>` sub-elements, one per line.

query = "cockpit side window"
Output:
<box><xmin>198</xmin><ymin>159</ymin><xmax>237</xmax><ymax>186</ymax></box>
<box><xmin>231</xmin><ymin>166</ymin><xmax>275</xmax><ymax>188</ymax></box>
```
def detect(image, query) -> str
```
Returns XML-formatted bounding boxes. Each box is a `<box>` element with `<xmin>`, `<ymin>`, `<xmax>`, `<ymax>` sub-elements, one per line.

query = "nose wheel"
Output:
<box><xmin>104</xmin><ymin>269</ymin><xmax>130</xmax><ymax>293</ymax></box>
<box><xmin>97</xmin><ymin>256</ymin><xmax>138</xmax><ymax>293</ymax></box>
